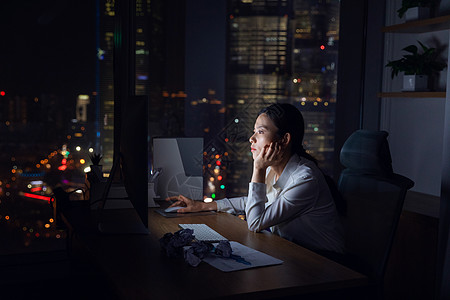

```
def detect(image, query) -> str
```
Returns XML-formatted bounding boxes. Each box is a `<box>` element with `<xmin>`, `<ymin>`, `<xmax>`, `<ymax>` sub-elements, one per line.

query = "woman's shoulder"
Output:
<box><xmin>290</xmin><ymin>156</ymin><xmax>321</xmax><ymax>183</ymax></box>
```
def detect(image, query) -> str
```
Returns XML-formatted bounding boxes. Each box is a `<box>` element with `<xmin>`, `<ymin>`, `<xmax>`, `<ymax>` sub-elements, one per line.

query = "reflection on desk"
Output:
<box><xmin>62</xmin><ymin>206</ymin><xmax>368</xmax><ymax>300</ymax></box>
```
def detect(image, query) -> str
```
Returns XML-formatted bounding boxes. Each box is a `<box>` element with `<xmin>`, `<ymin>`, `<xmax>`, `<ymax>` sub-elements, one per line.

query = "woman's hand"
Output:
<box><xmin>252</xmin><ymin>141</ymin><xmax>287</xmax><ymax>183</ymax></box>
<box><xmin>165</xmin><ymin>194</ymin><xmax>217</xmax><ymax>213</ymax></box>
<box><xmin>253</xmin><ymin>141</ymin><xmax>285</xmax><ymax>170</ymax></box>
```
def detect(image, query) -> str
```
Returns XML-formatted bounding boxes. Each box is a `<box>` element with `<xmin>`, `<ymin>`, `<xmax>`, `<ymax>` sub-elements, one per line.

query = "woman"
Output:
<box><xmin>167</xmin><ymin>103</ymin><xmax>345</xmax><ymax>254</ymax></box>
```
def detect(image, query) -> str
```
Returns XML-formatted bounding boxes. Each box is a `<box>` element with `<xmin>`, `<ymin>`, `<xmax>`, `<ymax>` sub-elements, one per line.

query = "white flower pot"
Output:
<box><xmin>403</xmin><ymin>74</ymin><xmax>428</xmax><ymax>91</ymax></box>
<box><xmin>405</xmin><ymin>7</ymin><xmax>430</xmax><ymax>21</ymax></box>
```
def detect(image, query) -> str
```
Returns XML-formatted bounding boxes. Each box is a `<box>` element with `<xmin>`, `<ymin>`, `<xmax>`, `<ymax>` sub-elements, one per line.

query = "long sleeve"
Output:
<box><xmin>244</xmin><ymin>154</ymin><xmax>345</xmax><ymax>254</ymax></box>
<box><xmin>245</xmin><ymin>176</ymin><xmax>318</xmax><ymax>232</ymax></box>
<box><xmin>215</xmin><ymin>196</ymin><xmax>247</xmax><ymax>214</ymax></box>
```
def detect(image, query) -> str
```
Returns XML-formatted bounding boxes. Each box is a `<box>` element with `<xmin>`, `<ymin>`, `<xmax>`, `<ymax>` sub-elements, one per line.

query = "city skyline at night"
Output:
<box><xmin>224</xmin><ymin>0</ymin><xmax>340</xmax><ymax>196</ymax></box>
<box><xmin>0</xmin><ymin>0</ymin><xmax>340</xmax><ymax>253</ymax></box>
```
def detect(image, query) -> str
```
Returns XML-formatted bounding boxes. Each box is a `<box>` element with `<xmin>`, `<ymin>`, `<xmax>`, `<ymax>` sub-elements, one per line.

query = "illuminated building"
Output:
<box><xmin>135</xmin><ymin>0</ymin><xmax>151</xmax><ymax>97</ymax></box>
<box><xmin>97</xmin><ymin>0</ymin><xmax>153</xmax><ymax>169</ymax></box>
<box><xmin>97</xmin><ymin>0</ymin><xmax>116</xmax><ymax>169</ymax></box>
<box><xmin>225</xmin><ymin>0</ymin><xmax>340</xmax><ymax>195</ymax></box>
<box><xmin>290</xmin><ymin>0</ymin><xmax>339</xmax><ymax>174</ymax></box>
<box><xmin>76</xmin><ymin>95</ymin><xmax>90</xmax><ymax>123</ymax></box>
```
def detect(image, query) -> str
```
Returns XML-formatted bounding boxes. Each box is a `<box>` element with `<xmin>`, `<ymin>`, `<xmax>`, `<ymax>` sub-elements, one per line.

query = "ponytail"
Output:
<box><xmin>296</xmin><ymin>146</ymin><xmax>318</xmax><ymax>166</ymax></box>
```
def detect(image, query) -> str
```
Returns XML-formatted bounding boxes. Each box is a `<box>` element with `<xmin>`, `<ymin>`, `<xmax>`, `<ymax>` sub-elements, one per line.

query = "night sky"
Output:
<box><xmin>0</xmin><ymin>0</ymin><xmax>96</xmax><ymax>100</ymax></box>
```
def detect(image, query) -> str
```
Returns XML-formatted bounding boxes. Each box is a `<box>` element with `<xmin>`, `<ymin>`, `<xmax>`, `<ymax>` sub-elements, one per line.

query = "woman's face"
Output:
<box><xmin>249</xmin><ymin>113</ymin><xmax>279</xmax><ymax>160</ymax></box>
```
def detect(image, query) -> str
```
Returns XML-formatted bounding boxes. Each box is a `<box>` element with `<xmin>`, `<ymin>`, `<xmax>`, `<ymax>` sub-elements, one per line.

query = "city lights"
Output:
<box><xmin>0</xmin><ymin>0</ymin><xmax>342</xmax><ymax>256</ymax></box>
<box><xmin>22</xmin><ymin>193</ymin><xmax>52</xmax><ymax>203</ymax></box>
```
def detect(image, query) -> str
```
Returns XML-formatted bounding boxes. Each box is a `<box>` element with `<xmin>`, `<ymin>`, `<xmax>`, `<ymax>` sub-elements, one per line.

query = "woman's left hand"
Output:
<box><xmin>252</xmin><ymin>141</ymin><xmax>287</xmax><ymax>183</ymax></box>
<box><xmin>254</xmin><ymin>141</ymin><xmax>285</xmax><ymax>170</ymax></box>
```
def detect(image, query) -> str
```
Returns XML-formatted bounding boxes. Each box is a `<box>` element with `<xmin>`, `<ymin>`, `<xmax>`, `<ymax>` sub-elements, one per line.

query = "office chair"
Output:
<box><xmin>337</xmin><ymin>130</ymin><xmax>414</xmax><ymax>298</ymax></box>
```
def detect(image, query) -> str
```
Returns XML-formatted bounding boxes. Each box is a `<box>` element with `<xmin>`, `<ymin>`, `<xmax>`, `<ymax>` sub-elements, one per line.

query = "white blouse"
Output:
<box><xmin>216</xmin><ymin>154</ymin><xmax>345</xmax><ymax>254</ymax></box>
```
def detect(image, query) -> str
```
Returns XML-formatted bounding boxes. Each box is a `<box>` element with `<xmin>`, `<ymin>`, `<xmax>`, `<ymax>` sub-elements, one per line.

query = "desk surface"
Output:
<box><xmin>64</xmin><ymin>204</ymin><xmax>367</xmax><ymax>300</ymax></box>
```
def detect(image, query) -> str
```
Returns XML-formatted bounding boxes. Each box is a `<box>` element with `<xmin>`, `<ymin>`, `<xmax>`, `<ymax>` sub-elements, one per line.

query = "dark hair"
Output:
<box><xmin>258</xmin><ymin>103</ymin><xmax>318</xmax><ymax>164</ymax></box>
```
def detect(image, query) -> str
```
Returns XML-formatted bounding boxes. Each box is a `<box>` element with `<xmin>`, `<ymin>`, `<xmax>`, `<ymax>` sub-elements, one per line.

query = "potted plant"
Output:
<box><xmin>386</xmin><ymin>41</ymin><xmax>447</xmax><ymax>91</ymax></box>
<box><xmin>88</xmin><ymin>152</ymin><xmax>104</xmax><ymax>182</ymax></box>
<box><xmin>397</xmin><ymin>0</ymin><xmax>432</xmax><ymax>21</ymax></box>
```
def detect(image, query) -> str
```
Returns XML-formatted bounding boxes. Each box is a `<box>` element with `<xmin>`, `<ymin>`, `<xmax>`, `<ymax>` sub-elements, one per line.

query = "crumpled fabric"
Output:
<box><xmin>191</xmin><ymin>241</ymin><xmax>214</xmax><ymax>259</ymax></box>
<box><xmin>184</xmin><ymin>247</ymin><xmax>202</xmax><ymax>267</ymax></box>
<box><xmin>159</xmin><ymin>228</ymin><xmax>194</xmax><ymax>258</ymax></box>
<box><xmin>160</xmin><ymin>229</ymin><xmax>234</xmax><ymax>267</ymax></box>
<box><xmin>214</xmin><ymin>240</ymin><xmax>232</xmax><ymax>258</ymax></box>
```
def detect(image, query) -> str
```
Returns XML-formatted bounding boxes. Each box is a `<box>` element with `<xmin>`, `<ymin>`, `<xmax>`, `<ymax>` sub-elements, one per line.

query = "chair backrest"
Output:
<box><xmin>338</xmin><ymin>130</ymin><xmax>414</xmax><ymax>284</ymax></box>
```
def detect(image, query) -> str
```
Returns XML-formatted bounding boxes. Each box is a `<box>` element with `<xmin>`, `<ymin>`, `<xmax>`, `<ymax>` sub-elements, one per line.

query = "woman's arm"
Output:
<box><xmin>166</xmin><ymin>195</ymin><xmax>247</xmax><ymax>214</ymax></box>
<box><xmin>216</xmin><ymin>196</ymin><xmax>247</xmax><ymax>214</ymax></box>
<box><xmin>166</xmin><ymin>195</ymin><xmax>216</xmax><ymax>213</ymax></box>
<box><xmin>245</xmin><ymin>176</ymin><xmax>319</xmax><ymax>232</ymax></box>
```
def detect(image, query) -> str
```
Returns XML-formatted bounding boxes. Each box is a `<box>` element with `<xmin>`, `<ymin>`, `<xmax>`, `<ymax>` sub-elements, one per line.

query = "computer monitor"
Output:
<box><xmin>97</xmin><ymin>95</ymin><xmax>151</xmax><ymax>234</ymax></box>
<box><xmin>152</xmin><ymin>137</ymin><xmax>204</xmax><ymax>201</ymax></box>
<box><xmin>120</xmin><ymin>95</ymin><xmax>150</xmax><ymax>225</ymax></box>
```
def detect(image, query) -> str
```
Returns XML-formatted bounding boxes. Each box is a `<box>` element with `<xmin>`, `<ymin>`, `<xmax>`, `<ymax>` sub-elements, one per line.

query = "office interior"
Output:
<box><xmin>1</xmin><ymin>0</ymin><xmax>450</xmax><ymax>299</ymax></box>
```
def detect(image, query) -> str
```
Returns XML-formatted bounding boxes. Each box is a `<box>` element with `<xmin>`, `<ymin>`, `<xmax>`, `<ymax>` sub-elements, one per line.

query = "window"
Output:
<box><xmin>0</xmin><ymin>0</ymin><xmax>97</xmax><ymax>255</ymax></box>
<box><xmin>0</xmin><ymin>0</ymin><xmax>339</xmax><ymax>255</ymax></box>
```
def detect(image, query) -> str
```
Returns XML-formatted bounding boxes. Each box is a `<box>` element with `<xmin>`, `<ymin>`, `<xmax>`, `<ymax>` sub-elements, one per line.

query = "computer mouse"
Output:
<box><xmin>164</xmin><ymin>206</ymin><xmax>184</xmax><ymax>213</ymax></box>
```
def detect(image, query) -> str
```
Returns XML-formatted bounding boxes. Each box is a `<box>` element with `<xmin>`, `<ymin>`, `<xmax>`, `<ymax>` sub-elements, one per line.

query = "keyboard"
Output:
<box><xmin>178</xmin><ymin>224</ymin><xmax>228</xmax><ymax>242</ymax></box>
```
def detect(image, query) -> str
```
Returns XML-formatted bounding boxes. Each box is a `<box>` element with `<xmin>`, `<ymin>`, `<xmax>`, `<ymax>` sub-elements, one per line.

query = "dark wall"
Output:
<box><xmin>334</xmin><ymin>0</ymin><xmax>385</xmax><ymax>177</ymax></box>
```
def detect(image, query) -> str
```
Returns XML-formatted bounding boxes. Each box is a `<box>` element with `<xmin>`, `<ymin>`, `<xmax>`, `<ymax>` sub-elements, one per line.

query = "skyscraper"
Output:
<box><xmin>225</xmin><ymin>0</ymin><xmax>340</xmax><ymax>195</ymax></box>
<box><xmin>97</xmin><ymin>0</ymin><xmax>154</xmax><ymax>169</ymax></box>
<box><xmin>97</xmin><ymin>0</ymin><xmax>116</xmax><ymax>169</ymax></box>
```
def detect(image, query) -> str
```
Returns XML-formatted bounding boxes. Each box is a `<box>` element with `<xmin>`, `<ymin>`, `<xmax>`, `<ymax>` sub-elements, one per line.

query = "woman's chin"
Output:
<box><xmin>251</xmin><ymin>152</ymin><xmax>258</xmax><ymax>160</ymax></box>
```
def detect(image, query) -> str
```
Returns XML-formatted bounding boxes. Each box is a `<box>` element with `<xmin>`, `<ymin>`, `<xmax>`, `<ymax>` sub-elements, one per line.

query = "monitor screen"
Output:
<box><xmin>152</xmin><ymin>137</ymin><xmax>204</xmax><ymax>200</ymax></box>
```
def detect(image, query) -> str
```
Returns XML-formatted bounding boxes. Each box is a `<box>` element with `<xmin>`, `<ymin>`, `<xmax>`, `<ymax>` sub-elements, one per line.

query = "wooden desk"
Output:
<box><xmin>63</xmin><ymin>204</ymin><xmax>368</xmax><ymax>299</ymax></box>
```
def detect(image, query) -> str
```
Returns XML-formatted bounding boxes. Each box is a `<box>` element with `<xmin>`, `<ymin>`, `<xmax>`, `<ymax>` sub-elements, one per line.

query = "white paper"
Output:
<box><xmin>202</xmin><ymin>241</ymin><xmax>283</xmax><ymax>272</ymax></box>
